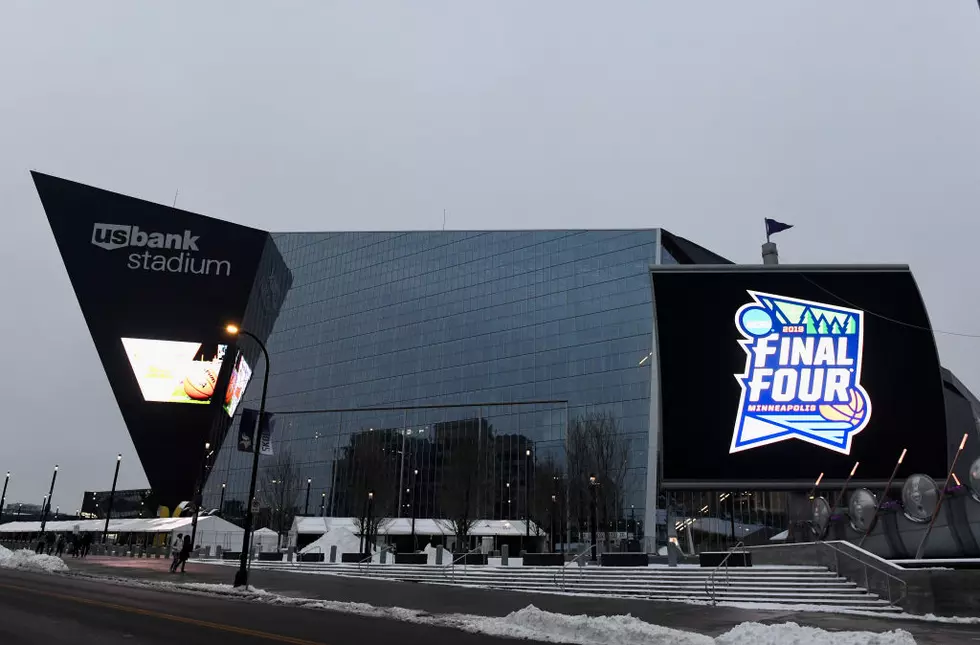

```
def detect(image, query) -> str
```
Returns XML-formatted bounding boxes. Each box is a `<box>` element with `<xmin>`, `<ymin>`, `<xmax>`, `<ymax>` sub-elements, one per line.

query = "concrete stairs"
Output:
<box><xmin>213</xmin><ymin>560</ymin><xmax>903</xmax><ymax>613</ymax></box>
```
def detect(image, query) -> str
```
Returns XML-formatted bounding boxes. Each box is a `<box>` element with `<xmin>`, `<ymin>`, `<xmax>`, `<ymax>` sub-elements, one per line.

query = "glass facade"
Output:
<box><xmin>203</xmin><ymin>230</ymin><xmax>725</xmax><ymax>548</ymax></box>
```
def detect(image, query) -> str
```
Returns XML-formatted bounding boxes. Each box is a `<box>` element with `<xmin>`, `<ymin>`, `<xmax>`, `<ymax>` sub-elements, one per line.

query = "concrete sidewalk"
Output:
<box><xmin>65</xmin><ymin>556</ymin><xmax>980</xmax><ymax>644</ymax></box>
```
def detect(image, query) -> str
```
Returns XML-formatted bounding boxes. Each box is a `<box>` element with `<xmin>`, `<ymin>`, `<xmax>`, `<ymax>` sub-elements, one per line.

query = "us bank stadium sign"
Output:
<box><xmin>731</xmin><ymin>291</ymin><xmax>871</xmax><ymax>455</ymax></box>
<box><xmin>91</xmin><ymin>223</ymin><xmax>232</xmax><ymax>276</ymax></box>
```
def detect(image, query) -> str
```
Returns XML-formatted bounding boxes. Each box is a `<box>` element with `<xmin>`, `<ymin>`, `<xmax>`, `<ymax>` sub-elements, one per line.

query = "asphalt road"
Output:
<box><xmin>0</xmin><ymin>567</ymin><xmax>541</xmax><ymax>645</ymax></box>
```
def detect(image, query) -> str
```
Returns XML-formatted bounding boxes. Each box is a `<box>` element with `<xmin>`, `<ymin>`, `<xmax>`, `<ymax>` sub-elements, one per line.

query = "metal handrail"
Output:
<box><xmin>705</xmin><ymin>541</ymin><xmax>745</xmax><ymax>605</ymax></box>
<box><xmin>298</xmin><ymin>545</ymin><xmax>322</xmax><ymax>565</ymax></box>
<box><xmin>442</xmin><ymin>546</ymin><xmax>483</xmax><ymax>583</ymax></box>
<box><xmin>554</xmin><ymin>548</ymin><xmax>592</xmax><ymax>591</ymax></box>
<box><xmin>355</xmin><ymin>551</ymin><xmax>374</xmax><ymax>572</ymax></box>
<box><xmin>817</xmin><ymin>541</ymin><xmax>907</xmax><ymax>606</ymax></box>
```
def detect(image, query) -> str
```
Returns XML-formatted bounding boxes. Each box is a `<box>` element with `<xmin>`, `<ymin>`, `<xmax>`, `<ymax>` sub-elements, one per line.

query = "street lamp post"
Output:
<box><xmin>589</xmin><ymin>474</ymin><xmax>598</xmax><ymax>562</ymax></box>
<box><xmin>103</xmin><ymin>454</ymin><xmax>122</xmax><ymax>543</ymax></box>
<box><xmin>365</xmin><ymin>491</ymin><xmax>375</xmax><ymax>557</ymax></box>
<box><xmin>550</xmin><ymin>494</ymin><xmax>557</xmax><ymax>552</ymax></box>
<box><xmin>305</xmin><ymin>478</ymin><xmax>312</xmax><ymax>516</ymax></box>
<box><xmin>506</xmin><ymin>482</ymin><xmax>511</xmax><ymax>519</ymax></box>
<box><xmin>40</xmin><ymin>465</ymin><xmax>59</xmax><ymax>533</ymax></box>
<box><xmin>525</xmin><ymin>449</ymin><xmax>532</xmax><ymax>544</ymax></box>
<box><xmin>320</xmin><ymin>492</ymin><xmax>326</xmax><ymax>517</ymax></box>
<box><xmin>630</xmin><ymin>504</ymin><xmax>636</xmax><ymax>544</ymax></box>
<box><xmin>226</xmin><ymin>324</ymin><xmax>271</xmax><ymax>589</ymax></box>
<box><xmin>0</xmin><ymin>472</ymin><xmax>9</xmax><ymax>524</ymax></box>
<box><xmin>189</xmin><ymin>442</ymin><xmax>211</xmax><ymax>554</ymax></box>
<box><xmin>219</xmin><ymin>483</ymin><xmax>226</xmax><ymax>517</ymax></box>
<box><xmin>411</xmin><ymin>469</ymin><xmax>418</xmax><ymax>552</ymax></box>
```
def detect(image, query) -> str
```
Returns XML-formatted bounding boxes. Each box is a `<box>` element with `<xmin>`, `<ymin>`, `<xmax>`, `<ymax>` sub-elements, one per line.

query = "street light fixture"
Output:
<box><xmin>524</xmin><ymin>448</ymin><xmax>532</xmax><ymax>544</ymax></box>
<box><xmin>40</xmin><ymin>465</ymin><xmax>58</xmax><ymax>533</ymax></box>
<box><xmin>365</xmin><ymin>490</ymin><xmax>375</xmax><ymax>557</ymax></box>
<box><xmin>588</xmin><ymin>474</ymin><xmax>599</xmax><ymax>562</ymax></box>
<box><xmin>305</xmin><ymin>478</ymin><xmax>312</xmax><ymax>516</ymax></box>
<box><xmin>0</xmin><ymin>472</ymin><xmax>9</xmax><ymax>525</ymax></box>
<box><xmin>226</xmin><ymin>323</ymin><xmax>272</xmax><ymax>589</ymax></box>
<box><xmin>104</xmin><ymin>454</ymin><xmax>122</xmax><ymax>543</ymax></box>
<box><xmin>219</xmin><ymin>483</ymin><xmax>227</xmax><ymax>518</ymax></box>
<box><xmin>411</xmin><ymin>468</ymin><xmax>419</xmax><ymax>551</ymax></box>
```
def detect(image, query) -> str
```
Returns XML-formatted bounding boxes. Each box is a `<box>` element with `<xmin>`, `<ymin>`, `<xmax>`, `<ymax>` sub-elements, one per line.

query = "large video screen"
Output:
<box><xmin>224</xmin><ymin>351</ymin><xmax>253</xmax><ymax>417</ymax></box>
<box><xmin>652</xmin><ymin>266</ymin><xmax>948</xmax><ymax>487</ymax></box>
<box><xmin>122</xmin><ymin>338</ymin><xmax>227</xmax><ymax>404</ymax></box>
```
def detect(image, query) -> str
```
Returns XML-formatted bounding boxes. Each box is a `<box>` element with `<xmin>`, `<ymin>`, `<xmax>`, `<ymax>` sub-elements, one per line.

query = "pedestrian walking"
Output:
<box><xmin>35</xmin><ymin>533</ymin><xmax>46</xmax><ymax>554</ymax></box>
<box><xmin>169</xmin><ymin>533</ymin><xmax>183</xmax><ymax>573</ymax></box>
<box><xmin>55</xmin><ymin>534</ymin><xmax>66</xmax><ymax>557</ymax></box>
<box><xmin>178</xmin><ymin>534</ymin><xmax>192</xmax><ymax>573</ymax></box>
<box><xmin>45</xmin><ymin>531</ymin><xmax>56</xmax><ymax>555</ymax></box>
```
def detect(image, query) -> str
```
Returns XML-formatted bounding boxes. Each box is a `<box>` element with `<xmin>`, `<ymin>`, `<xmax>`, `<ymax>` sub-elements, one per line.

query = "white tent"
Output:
<box><xmin>251</xmin><ymin>527</ymin><xmax>280</xmax><ymax>552</ymax></box>
<box><xmin>0</xmin><ymin>516</ymin><xmax>245</xmax><ymax>551</ymax></box>
<box><xmin>289</xmin><ymin>516</ymin><xmax>545</xmax><ymax>549</ymax></box>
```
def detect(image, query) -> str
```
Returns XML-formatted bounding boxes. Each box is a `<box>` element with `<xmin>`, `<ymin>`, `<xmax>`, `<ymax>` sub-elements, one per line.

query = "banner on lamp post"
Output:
<box><xmin>237</xmin><ymin>408</ymin><xmax>258</xmax><ymax>453</ymax></box>
<box><xmin>259</xmin><ymin>412</ymin><xmax>275</xmax><ymax>456</ymax></box>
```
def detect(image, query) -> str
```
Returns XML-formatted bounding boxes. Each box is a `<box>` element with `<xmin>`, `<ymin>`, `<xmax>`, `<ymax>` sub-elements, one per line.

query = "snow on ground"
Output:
<box><xmin>0</xmin><ymin>545</ymin><xmax>68</xmax><ymax>574</ymax></box>
<box><xmin>703</xmin><ymin>599</ymin><xmax>980</xmax><ymax>625</ymax></box>
<box><xmin>715</xmin><ymin>622</ymin><xmax>915</xmax><ymax>645</ymax></box>
<box><xmin>110</xmin><ymin>576</ymin><xmax>916</xmax><ymax>645</ymax></box>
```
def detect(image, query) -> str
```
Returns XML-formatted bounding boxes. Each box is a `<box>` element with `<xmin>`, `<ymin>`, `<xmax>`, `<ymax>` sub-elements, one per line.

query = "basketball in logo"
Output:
<box><xmin>183</xmin><ymin>361</ymin><xmax>218</xmax><ymax>400</ymax></box>
<box><xmin>818</xmin><ymin>387</ymin><xmax>866</xmax><ymax>424</ymax></box>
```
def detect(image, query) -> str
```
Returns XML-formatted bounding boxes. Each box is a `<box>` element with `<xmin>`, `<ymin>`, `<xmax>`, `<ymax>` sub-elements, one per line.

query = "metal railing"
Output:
<box><xmin>705</xmin><ymin>541</ymin><xmax>745</xmax><ymax>605</ymax></box>
<box><xmin>554</xmin><ymin>549</ymin><xmax>592</xmax><ymax>591</ymax></box>
<box><xmin>355</xmin><ymin>551</ymin><xmax>374</xmax><ymax>572</ymax></box>
<box><xmin>442</xmin><ymin>547</ymin><xmax>483</xmax><ymax>583</ymax></box>
<box><xmin>298</xmin><ymin>545</ymin><xmax>321</xmax><ymax>565</ymax></box>
<box><xmin>817</xmin><ymin>541</ymin><xmax>907</xmax><ymax>606</ymax></box>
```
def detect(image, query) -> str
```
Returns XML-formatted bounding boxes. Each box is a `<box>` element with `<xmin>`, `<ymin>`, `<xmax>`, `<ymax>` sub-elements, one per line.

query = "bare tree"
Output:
<box><xmin>438</xmin><ymin>419</ymin><xmax>492</xmax><ymax>552</ymax></box>
<box><xmin>532</xmin><ymin>456</ymin><xmax>564</xmax><ymax>542</ymax></box>
<box><xmin>566</xmin><ymin>411</ymin><xmax>629</xmax><ymax>547</ymax></box>
<box><xmin>258</xmin><ymin>449</ymin><xmax>301</xmax><ymax>547</ymax></box>
<box><xmin>343</xmin><ymin>429</ymin><xmax>398</xmax><ymax>552</ymax></box>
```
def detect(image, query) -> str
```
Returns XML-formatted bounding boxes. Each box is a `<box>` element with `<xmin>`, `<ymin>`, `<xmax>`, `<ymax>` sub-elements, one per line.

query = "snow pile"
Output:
<box><xmin>180</xmin><ymin>582</ymin><xmax>269</xmax><ymax>596</ymax></box>
<box><xmin>716</xmin><ymin>622</ymin><xmax>916</xmax><ymax>645</ymax></box>
<box><xmin>0</xmin><ymin>546</ymin><xmax>68</xmax><ymax>573</ymax></box>
<box><xmin>453</xmin><ymin>605</ymin><xmax>712</xmax><ymax>645</ymax></box>
<box><xmin>124</xmin><ymin>578</ymin><xmax>919</xmax><ymax>645</ymax></box>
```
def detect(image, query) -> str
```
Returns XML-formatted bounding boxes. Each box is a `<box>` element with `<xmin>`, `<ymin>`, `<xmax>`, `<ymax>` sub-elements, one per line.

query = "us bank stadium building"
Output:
<box><xmin>33</xmin><ymin>173</ymin><xmax>980</xmax><ymax>558</ymax></box>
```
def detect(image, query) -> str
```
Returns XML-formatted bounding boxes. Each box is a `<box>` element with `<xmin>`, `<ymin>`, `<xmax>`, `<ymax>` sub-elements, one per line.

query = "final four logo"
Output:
<box><xmin>732</xmin><ymin>291</ymin><xmax>871</xmax><ymax>455</ymax></box>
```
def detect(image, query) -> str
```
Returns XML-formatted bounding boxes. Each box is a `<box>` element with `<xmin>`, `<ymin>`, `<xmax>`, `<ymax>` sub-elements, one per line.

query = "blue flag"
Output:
<box><xmin>765</xmin><ymin>218</ymin><xmax>793</xmax><ymax>241</ymax></box>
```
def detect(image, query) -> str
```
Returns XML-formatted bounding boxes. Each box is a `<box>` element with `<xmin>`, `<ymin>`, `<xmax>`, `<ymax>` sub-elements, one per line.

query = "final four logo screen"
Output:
<box><xmin>731</xmin><ymin>291</ymin><xmax>872</xmax><ymax>455</ymax></box>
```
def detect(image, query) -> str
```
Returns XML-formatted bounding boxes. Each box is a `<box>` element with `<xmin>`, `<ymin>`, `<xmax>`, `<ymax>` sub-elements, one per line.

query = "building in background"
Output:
<box><xmin>80</xmin><ymin>489</ymin><xmax>154</xmax><ymax>519</ymax></box>
<box><xmin>203</xmin><ymin>229</ymin><xmax>729</xmax><ymax>548</ymax></box>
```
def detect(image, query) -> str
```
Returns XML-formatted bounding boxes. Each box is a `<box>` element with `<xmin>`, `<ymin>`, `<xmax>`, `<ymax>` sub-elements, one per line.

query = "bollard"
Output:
<box><xmin>436</xmin><ymin>545</ymin><xmax>444</xmax><ymax>565</ymax></box>
<box><xmin>287</xmin><ymin>546</ymin><xmax>294</xmax><ymax>563</ymax></box>
<box><xmin>501</xmin><ymin>544</ymin><xmax>509</xmax><ymax>566</ymax></box>
<box><xmin>330</xmin><ymin>545</ymin><xmax>337</xmax><ymax>563</ymax></box>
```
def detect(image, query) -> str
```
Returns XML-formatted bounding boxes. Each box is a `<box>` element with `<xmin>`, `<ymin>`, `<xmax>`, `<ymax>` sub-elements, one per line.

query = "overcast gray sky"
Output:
<box><xmin>1</xmin><ymin>1</ymin><xmax>978</xmax><ymax>509</ymax></box>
